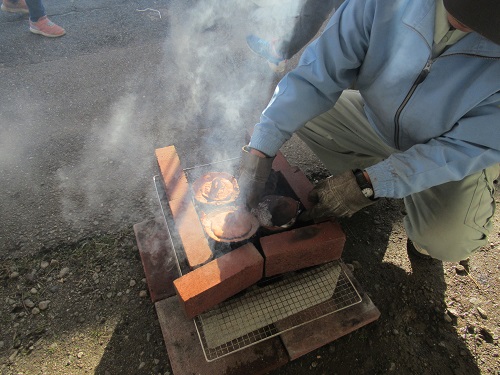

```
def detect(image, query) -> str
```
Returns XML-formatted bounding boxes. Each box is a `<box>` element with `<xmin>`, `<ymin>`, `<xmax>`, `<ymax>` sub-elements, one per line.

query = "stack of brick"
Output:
<box><xmin>134</xmin><ymin>145</ymin><xmax>380</xmax><ymax>375</ymax></box>
<box><xmin>155</xmin><ymin>146</ymin><xmax>346</xmax><ymax>319</ymax></box>
<box><xmin>261</xmin><ymin>220</ymin><xmax>345</xmax><ymax>277</ymax></box>
<box><xmin>155</xmin><ymin>146</ymin><xmax>213</xmax><ymax>269</ymax></box>
<box><xmin>173</xmin><ymin>243</ymin><xmax>264</xmax><ymax>319</ymax></box>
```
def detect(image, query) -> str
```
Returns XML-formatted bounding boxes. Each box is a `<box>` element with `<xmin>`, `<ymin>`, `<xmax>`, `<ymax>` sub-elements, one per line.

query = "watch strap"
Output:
<box><xmin>353</xmin><ymin>169</ymin><xmax>375</xmax><ymax>199</ymax></box>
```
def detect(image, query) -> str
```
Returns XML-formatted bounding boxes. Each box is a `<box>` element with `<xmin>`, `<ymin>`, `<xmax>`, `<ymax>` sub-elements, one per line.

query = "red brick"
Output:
<box><xmin>272</xmin><ymin>151</ymin><xmax>314</xmax><ymax>210</ymax></box>
<box><xmin>156</xmin><ymin>296</ymin><xmax>289</xmax><ymax>375</ymax></box>
<box><xmin>173</xmin><ymin>243</ymin><xmax>264</xmax><ymax>319</ymax></box>
<box><xmin>278</xmin><ymin>264</ymin><xmax>380</xmax><ymax>360</ymax></box>
<box><xmin>260</xmin><ymin>221</ymin><xmax>345</xmax><ymax>277</ymax></box>
<box><xmin>155</xmin><ymin>146</ymin><xmax>189</xmax><ymax>202</ymax></box>
<box><xmin>169</xmin><ymin>197</ymin><xmax>213</xmax><ymax>269</ymax></box>
<box><xmin>133</xmin><ymin>217</ymin><xmax>180</xmax><ymax>302</ymax></box>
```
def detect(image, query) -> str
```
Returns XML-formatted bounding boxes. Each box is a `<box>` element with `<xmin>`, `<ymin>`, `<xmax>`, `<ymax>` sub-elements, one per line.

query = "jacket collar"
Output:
<box><xmin>402</xmin><ymin>0</ymin><xmax>435</xmax><ymax>48</ymax></box>
<box><xmin>444</xmin><ymin>33</ymin><xmax>500</xmax><ymax>58</ymax></box>
<box><xmin>402</xmin><ymin>0</ymin><xmax>500</xmax><ymax>58</ymax></box>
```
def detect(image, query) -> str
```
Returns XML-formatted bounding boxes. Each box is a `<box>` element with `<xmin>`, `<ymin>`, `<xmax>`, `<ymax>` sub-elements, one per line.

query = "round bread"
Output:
<box><xmin>201</xmin><ymin>177</ymin><xmax>234</xmax><ymax>201</ymax></box>
<box><xmin>211</xmin><ymin>210</ymin><xmax>253</xmax><ymax>240</ymax></box>
<box><xmin>211</xmin><ymin>211</ymin><xmax>252</xmax><ymax>240</ymax></box>
<box><xmin>201</xmin><ymin>206</ymin><xmax>259</xmax><ymax>243</ymax></box>
<box><xmin>193</xmin><ymin>172</ymin><xmax>239</xmax><ymax>205</ymax></box>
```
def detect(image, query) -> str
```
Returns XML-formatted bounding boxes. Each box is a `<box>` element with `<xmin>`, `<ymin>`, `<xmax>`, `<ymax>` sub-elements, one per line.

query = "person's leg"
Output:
<box><xmin>246</xmin><ymin>0</ymin><xmax>344</xmax><ymax>71</ymax></box>
<box><xmin>1</xmin><ymin>0</ymin><xmax>28</xmax><ymax>14</ymax></box>
<box><xmin>297</xmin><ymin>90</ymin><xmax>397</xmax><ymax>174</ymax></box>
<box><xmin>26</xmin><ymin>0</ymin><xmax>65</xmax><ymax>37</ymax></box>
<box><xmin>25</xmin><ymin>0</ymin><xmax>43</xmax><ymax>20</ymax></box>
<box><xmin>404</xmin><ymin>164</ymin><xmax>499</xmax><ymax>262</ymax></box>
<box><xmin>279</xmin><ymin>0</ymin><xmax>342</xmax><ymax>59</ymax></box>
<box><xmin>299</xmin><ymin>90</ymin><xmax>499</xmax><ymax>262</ymax></box>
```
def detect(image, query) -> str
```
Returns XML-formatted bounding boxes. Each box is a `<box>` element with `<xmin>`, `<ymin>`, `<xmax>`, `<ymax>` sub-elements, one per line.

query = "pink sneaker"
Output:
<box><xmin>29</xmin><ymin>16</ymin><xmax>66</xmax><ymax>37</ymax></box>
<box><xmin>1</xmin><ymin>0</ymin><xmax>29</xmax><ymax>14</ymax></box>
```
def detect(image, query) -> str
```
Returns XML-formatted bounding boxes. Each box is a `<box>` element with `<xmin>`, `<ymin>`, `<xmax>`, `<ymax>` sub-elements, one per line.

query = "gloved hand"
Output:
<box><xmin>238</xmin><ymin>146</ymin><xmax>274</xmax><ymax>209</ymax></box>
<box><xmin>300</xmin><ymin>170</ymin><xmax>375</xmax><ymax>221</ymax></box>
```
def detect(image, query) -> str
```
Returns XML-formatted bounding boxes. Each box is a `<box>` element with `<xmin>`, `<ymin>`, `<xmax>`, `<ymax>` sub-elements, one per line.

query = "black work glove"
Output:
<box><xmin>300</xmin><ymin>170</ymin><xmax>376</xmax><ymax>221</ymax></box>
<box><xmin>238</xmin><ymin>146</ymin><xmax>274</xmax><ymax>209</ymax></box>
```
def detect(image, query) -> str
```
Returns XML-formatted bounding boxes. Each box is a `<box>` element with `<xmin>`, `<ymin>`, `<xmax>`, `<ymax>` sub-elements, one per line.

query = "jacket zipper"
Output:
<box><xmin>393</xmin><ymin>59</ymin><xmax>433</xmax><ymax>149</ymax></box>
<box><xmin>393</xmin><ymin>52</ymin><xmax>500</xmax><ymax>149</ymax></box>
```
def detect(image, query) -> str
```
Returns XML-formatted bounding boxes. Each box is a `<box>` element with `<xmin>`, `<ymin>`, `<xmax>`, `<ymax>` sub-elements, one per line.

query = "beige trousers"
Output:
<box><xmin>297</xmin><ymin>90</ymin><xmax>498</xmax><ymax>261</ymax></box>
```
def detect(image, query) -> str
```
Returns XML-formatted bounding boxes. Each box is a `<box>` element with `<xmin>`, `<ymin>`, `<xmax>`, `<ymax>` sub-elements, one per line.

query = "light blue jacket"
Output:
<box><xmin>249</xmin><ymin>0</ymin><xmax>500</xmax><ymax>198</ymax></box>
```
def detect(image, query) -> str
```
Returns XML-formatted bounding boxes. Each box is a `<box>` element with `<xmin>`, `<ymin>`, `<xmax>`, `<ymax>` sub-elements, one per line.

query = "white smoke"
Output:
<box><xmin>158</xmin><ymin>0</ymin><xmax>303</xmax><ymax>164</ymax></box>
<box><xmin>57</xmin><ymin>0</ymin><xmax>304</xmax><ymax>227</ymax></box>
<box><xmin>1</xmin><ymin>0</ymin><xmax>304</xmax><ymax>254</ymax></box>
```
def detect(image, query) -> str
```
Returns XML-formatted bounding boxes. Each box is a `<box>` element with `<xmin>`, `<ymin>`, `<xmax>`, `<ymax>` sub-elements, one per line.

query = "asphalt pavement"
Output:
<box><xmin>0</xmin><ymin>0</ymin><xmax>306</xmax><ymax>257</ymax></box>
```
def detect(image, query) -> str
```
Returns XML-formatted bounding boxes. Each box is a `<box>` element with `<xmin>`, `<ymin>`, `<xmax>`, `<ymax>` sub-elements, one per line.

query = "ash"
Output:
<box><xmin>251</xmin><ymin>202</ymin><xmax>273</xmax><ymax>227</ymax></box>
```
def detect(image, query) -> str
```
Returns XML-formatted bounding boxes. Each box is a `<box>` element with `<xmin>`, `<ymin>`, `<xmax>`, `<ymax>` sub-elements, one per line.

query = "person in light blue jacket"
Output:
<box><xmin>239</xmin><ymin>0</ymin><xmax>500</xmax><ymax>262</ymax></box>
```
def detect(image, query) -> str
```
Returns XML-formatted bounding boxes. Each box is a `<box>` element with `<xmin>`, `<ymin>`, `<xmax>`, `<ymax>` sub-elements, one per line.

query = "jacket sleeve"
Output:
<box><xmin>249</xmin><ymin>0</ymin><xmax>375</xmax><ymax>156</ymax></box>
<box><xmin>366</xmin><ymin>93</ymin><xmax>500</xmax><ymax>198</ymax></box>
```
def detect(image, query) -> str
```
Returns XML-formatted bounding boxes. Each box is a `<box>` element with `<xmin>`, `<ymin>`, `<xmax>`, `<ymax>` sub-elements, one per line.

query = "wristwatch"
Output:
<box><xmin>353</xmin><ymin>169</ymin><xmax>375</xmax><ymax>200</ymax></box>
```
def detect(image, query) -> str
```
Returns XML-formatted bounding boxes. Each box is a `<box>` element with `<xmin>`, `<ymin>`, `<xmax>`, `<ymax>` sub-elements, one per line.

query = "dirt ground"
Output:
<box><xmin>2</xmin><ymin>1</ymin><xmax>498</xmax><ymax>373</ymax></box>
<box><xmin>1</xmin><ymin>159</ymin><xmax>498</xmax><ymax>375</ymax></box>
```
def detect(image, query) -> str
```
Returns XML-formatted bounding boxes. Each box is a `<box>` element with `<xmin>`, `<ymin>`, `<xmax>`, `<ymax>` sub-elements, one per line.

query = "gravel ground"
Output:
<box><xmin>2</xmin><ymin>1</ymin><xmax>498</xmax><ymax>374</ymax></box>
<box><xmin>1</xmin><ymin>157</ymin><xmax>498</xmax><ymax>375</ymax></box>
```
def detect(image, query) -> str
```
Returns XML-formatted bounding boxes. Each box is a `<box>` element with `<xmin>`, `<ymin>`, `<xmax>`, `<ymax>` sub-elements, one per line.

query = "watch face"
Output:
<box><xmin>362</xmin><ymin>188</ymin><xmax>374</xmax><ymax>198</ymax></box>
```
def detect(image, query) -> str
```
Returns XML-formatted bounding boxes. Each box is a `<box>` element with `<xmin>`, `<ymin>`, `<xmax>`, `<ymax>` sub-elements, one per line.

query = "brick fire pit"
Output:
<box><xmin>133</xmin><ymin>145</ymin><xmax>380</xmax><ymax>375</ymax></box>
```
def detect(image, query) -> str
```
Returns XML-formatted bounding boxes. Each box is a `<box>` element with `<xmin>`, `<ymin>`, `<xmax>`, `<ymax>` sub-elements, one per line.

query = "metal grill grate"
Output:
<box><xmin>194</xmin><ymin>260</ymin><xmax>362</xmax><ymax>361</ymax></box>
<box><xmin>153</xmin><ymin>175</ymin><xmax>363</xmax><ymax>362</ymax></box>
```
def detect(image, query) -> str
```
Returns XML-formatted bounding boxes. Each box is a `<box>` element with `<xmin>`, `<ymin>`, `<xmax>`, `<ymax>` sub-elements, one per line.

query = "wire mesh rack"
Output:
<box><xmin>153</xmin><ymin>173</ymin><xmax>363</xmax><ymax>363</ymax></box>
<box><xmin>194</xmin><ymin>260</ymin><xmax>362</xmax><ymax>361</ymax></box>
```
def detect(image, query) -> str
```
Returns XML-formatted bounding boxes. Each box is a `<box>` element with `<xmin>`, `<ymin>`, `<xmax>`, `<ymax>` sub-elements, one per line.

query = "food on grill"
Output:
<box><xmin>193</xmin><ymin>172</ymin><xmax>239</xmax><ymax>205</ymax></box>
<box><xmin>201</xmin><ymin>207</ymin><xmax>259</xmax><ymax>242</ymax></box>
<box><xmin>203</xmin><ymin>177</ymin><xmax>233</xmax><ymax>201</ymax></box>
<box><xmin>211</xmin><ymin>210</ymin><xmax>253</xmax><ymax>240</ymax></box>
